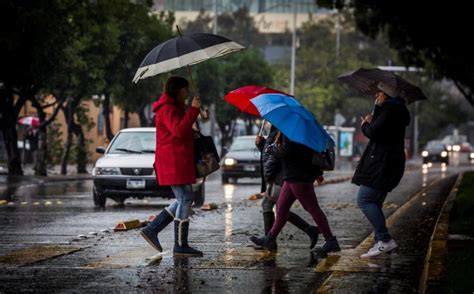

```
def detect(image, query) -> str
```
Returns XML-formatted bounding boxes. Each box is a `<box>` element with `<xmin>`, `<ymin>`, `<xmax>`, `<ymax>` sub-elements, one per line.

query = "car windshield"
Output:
<box><xmin>229</xmin><ymin>138</ymin><xmax>257</xmax><ymax>151</ymax></box>
<box><xmin>426</xmin><ymin>141</ymin><xmax>445</xmax><ymax>151</ymax></box>
<box><xmin>108</xmin><ymin>132</ymin><xmax>155</xmax><ymax>154</ymax></box>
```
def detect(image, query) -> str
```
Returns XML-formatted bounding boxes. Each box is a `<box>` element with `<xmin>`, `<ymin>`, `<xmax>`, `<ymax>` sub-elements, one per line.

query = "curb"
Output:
<box><xmin>0</xmin><ymin>175</ymin><xmax>93</xmax><ymax>191</ymax></box>
<box><xmin>418</xmin><ymin>172</ymin><xmax>464</xmax><ymax>293</ymax></box>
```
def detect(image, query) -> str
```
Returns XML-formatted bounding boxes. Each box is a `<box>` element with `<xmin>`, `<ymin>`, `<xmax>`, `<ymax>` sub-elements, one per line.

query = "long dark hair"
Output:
<box><xmin>164</xmin><ymin>76</ymin><xmax>189</xmax><ymax>101</ymax></box>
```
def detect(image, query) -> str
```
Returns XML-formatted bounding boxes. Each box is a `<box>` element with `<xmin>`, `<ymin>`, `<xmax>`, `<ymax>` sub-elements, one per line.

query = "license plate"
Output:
<box><xmin>126</xmin><ymin>179</ymin><xmax>145</xmax><ymax>189</ymax></box>
<box><xmin>244</xmin><ymin>165</ymin><xmax>256</xmax><ymax>171</ymax></box>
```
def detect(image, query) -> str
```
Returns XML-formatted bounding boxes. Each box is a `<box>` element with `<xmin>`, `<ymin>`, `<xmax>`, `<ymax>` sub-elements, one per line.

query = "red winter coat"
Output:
<box><xmin>152</xmin><ymin>93</ymin><xmax>200</xmax><ymax>186</ymax></box>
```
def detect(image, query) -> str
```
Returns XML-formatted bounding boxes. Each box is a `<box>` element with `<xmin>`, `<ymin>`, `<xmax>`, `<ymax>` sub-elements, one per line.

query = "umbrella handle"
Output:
<box><xmin>258</xmin><ymin>119</ymin><xmax>266</xmax><ymax>136</ymax></box>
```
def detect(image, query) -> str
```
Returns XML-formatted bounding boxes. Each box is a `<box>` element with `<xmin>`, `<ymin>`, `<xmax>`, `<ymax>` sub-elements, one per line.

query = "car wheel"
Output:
<box><xmin>113</xmin><ymin>197</ymin><xmax>126</xmax><ymax>206</ymax></box>
<box><xmin>193</xmin><ymin>181</ymin><xmax>205</xmax><ymax>207</ymax></box>
<box><xmin>222</xmin><ymin>175</ymin><xmax>230</xmax><ymax>184</ymax></box>
<box><xmin>93</xmin><ymin>188</ymin><xmax>106</xmax><ymax>207</ymax></box>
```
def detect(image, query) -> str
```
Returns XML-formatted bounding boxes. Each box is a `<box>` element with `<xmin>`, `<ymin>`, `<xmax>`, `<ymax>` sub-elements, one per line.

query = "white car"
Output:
<box><xmin>92</xmin><ymin>128</ymin><xmax>205</xmax><ymax>207</ymax></box>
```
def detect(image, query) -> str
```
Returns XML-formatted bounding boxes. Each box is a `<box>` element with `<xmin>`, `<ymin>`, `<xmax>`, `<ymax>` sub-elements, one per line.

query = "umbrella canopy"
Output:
<box><xmin>133</xmin><ymin>33</ymin><xmax>245</xmax><ymax>83</ymax></box>
<box><xmin>250</xmin><ymin>94</ymin><xmax>334</xmax><ymax>153</ymax></box>
<box><xmin>224</xmin><ymin>85</ymin><xmax>290</xmax><ymax>117</ymax></box>
<box><xmin>336</xmin><ymin>68</ymin><xmax>428</xmax><ymax>104</ymax></box>
<box><xmin>18</xmin><ymin>116</ymin><xmax>39</xmax><ymax>127</ymax></box>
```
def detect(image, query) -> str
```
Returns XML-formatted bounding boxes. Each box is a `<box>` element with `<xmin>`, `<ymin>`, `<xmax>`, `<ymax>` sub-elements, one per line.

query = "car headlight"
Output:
<box><xmin>447</xmin><ymin>145</ymin><xmax>452</xmax><ymax>151</ymax></box>
<box><xmin>94</xmin><ymin>167</ymin><xmax>120</xmax><ymax>175</ymax></box>
<box><xmin>453</xmin><ymin>145</ymin><xmax>461</xmax><ymax>152</ymax></box>
<box><xmin>224</xmin><ymin>158</ymin><xmax>236</xmax><ymax>166</ymax></box>
<box><xmin>441</xmin><ymin>151</ymin><xmax>448</xmax><ymax>157</ymax></box>
<box><xmin>470</xmin><ymin>152</ymin><xmax>474</xmax><ymax>159</ymax></box>
<box><xmin>421</xmin><ymin>151</ymin><xmax>429</xmax><ymax>157</ymax></box>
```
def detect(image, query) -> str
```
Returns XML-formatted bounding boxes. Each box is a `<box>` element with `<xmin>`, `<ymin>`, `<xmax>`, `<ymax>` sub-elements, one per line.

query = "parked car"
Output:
<box><xmin>92</xmin><ymin>128</ymin><xmax>205</xmax><ymax>207</ymax></box>
<box><xmin>421</xmin><ymin>141</ymin><xmax>449</xmax><ymax>164</ymax></box>
<box><xmin>221</xmin><ymin>135</ymin><xmax>261</xmax><ymax>183</ymax></box>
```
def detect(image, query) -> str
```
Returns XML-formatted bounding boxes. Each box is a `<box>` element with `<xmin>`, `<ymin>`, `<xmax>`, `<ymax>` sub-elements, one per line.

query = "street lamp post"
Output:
<box><xmin>213</xmin><ymin>0</ymin><xmax>218</xmax><ymax>34</ymax></box>
<box><xmin>290</xmin><ymin>1</ymin><xmax>297</xmax><ymax>95</ymax></box>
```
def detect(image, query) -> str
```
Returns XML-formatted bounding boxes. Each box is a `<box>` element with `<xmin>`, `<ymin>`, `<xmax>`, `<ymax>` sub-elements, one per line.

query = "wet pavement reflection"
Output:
<box><xmin>0</xmin><ymin>164</ymin><xmax>472</xmax><ymax>292</ymax></box>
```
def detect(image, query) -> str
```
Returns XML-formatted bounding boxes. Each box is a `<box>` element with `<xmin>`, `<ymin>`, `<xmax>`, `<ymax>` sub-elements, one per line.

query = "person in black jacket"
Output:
<box><xmin>250</xmin><ymin>131</ymin><xmax>340</xmax><ymax>254</ymax></box>
<box><xmin>353</xmin><ymin>82</ymin><xmax>411</xmax><ymax>258</ymax></box>
<box><xmin>255</xmin><ymin>125</ymin><xmax>319</xmax><ymax>250</ymax></box>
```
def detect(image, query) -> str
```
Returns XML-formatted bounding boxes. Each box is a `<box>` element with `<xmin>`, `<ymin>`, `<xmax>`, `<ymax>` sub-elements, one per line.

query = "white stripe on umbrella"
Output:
<box><xmin>18</xmin><ymin>116</ymin><xmax>40</xmax><ymax>127</ymax></box>
<box><xmin>133</xmin><ymin>41</ymin><xmax>244</xmax><ymax>83</ymax></box>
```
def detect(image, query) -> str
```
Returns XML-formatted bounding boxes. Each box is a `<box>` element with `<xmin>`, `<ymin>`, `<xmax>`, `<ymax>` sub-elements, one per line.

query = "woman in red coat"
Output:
<box><xmin>141</xmin><ymin>76</ymin><xmax>203</xmax><ymax>257</ymax></box>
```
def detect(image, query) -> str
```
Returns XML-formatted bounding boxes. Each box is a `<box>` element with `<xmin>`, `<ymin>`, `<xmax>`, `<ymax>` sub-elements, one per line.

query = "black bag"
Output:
<box><xmin>194</xmin><ymin>131</ymin><xmax>220</xmax><ymax>178</ymax></box>
<box><xmin>311</xmin><ymin>147</ymin><xmax>335</xmax><ymax>171</ymax></box>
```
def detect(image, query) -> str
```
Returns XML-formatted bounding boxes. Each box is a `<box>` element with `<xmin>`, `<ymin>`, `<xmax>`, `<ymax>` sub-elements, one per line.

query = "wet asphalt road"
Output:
<box><xmin>0</xmin><ymin>164</ymin><xmax>472</xmax><ymax>293</ymax></box>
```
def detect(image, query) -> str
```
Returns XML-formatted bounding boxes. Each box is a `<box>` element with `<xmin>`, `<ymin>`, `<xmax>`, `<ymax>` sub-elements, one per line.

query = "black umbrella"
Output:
<box><xmin>132</xmin><ymin>29</ymin><xmax>245</xmax><ymax>85</ymax></box>
<box><xmin>336</xmin><ymin>68</ymin><xmax>428</xmax><ymax>104</ymax></box>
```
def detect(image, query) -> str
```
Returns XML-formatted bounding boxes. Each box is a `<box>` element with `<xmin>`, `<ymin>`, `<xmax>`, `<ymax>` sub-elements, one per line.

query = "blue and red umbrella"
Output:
<box><xmin>250</xmin><ymin>93</ymin><xmax>334</xmax><ymax>153</ymax></box>
<box><xmin>223</xmin><ymin>85</ymin><xmax>290</xmax><ymax>117</ymax></box>
<box><xmin>224</xmin><ymin>85</ymin><xmax>334</xmax><ymax>152</ymax></box>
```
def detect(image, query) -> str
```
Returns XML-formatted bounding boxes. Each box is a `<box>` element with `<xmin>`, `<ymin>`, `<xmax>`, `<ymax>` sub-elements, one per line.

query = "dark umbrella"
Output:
<box><xmin>132</xmin><ymin>30</ymin><xmax>245</xmax><ymax>85</ymax></box>
<box><xmin>336</xmin><ymin>68</ymin><xmax>427</xmax><ymax>104</ymax></box>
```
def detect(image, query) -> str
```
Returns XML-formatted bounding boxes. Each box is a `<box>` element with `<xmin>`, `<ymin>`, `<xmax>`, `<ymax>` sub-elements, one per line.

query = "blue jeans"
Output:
<box><xmin>357</xmin><ymin>185</ymin><xmax>391</xmax><ymax>242</ymax></box>
<box><xmin>167</xmin><ymin>184</ymin><xmax>194</xmax><ymax>220</ymax></box>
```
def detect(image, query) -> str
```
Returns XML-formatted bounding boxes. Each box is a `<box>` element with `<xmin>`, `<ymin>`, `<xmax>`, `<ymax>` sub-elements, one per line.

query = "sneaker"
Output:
<box><xmin>360</xmin><ymin>239</ymin><xmax>397</xmax><ymax>258</ymax></box>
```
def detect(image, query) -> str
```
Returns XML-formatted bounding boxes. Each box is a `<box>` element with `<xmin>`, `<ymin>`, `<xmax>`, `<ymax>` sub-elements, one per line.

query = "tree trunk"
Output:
<box><xmin>60</xmin><ymin>99</ymin><xmax>74</xmax><ymax>175</ymax></box>
<box><xmin>122</xmin><ymin>110</ymin><xmax>129</xmax><ymax>129</ymax></box>
<box><xmin>138</xmin><ymin>104</ymin><xmax>148</xmax><ymax>127</ymax></box>
<box><xmin>60</xmin><ymin>130</ymin><xmax>73</xmax><ymax>175</ymax></box>
<box><xmin>29</xmin><ymin>97</ymin><xmax>48</xmax><ymax>176</ymax></box>
<box><xmin>35</xmin><ymin>127</ymin><xmax>47</xmax><ymax>176</ymax></box>
<box><xmin>218</xmin><ymin>120</ymin><xmax>236</xmax><ymax>157</ymax></box>
<box><xmin>0</xmin><ymin>87</ymin><xmax>25</xmax><ymax>175</ymax></box>
<box><xmin>60</xmin><ymin>98</ymin><xmax>88</xmax><ymax>174</ymax></box>
<box><xmin>74</xmin><ymin>125</ymin><xmax>87</xmax><ymax>174</ymax></box>
<box><xmin>102</xmin><ymin>94</ymin><xmax>114</xmax><ymax>141</ymax></box>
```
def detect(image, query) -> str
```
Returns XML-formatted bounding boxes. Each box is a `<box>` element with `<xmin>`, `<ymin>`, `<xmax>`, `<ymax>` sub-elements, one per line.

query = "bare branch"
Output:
<box><xmin>453</xmin><ymin>80</ymin><xmax>474</xmax><ymax>106</ymax></box>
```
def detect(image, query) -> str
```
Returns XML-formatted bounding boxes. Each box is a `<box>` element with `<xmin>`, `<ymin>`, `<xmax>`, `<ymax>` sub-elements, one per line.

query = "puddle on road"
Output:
<box><xmin>198</xmin><ymin>247</ymin><xmax>277</xmax><ymax>269</ymax></box>
<box><xmin>0</xmin><ymin>245</ymin><xmax>83</xmax><ymax>266</ymax></box>
<box><xmin>224</xmin><ymin>184</ymin><xmax>234</xmax><ymax>244</ymax></box>
<box><xmin>80</xmin><ymin>245</ymin><xmax>159</xmax><ymax>269</ymax></box>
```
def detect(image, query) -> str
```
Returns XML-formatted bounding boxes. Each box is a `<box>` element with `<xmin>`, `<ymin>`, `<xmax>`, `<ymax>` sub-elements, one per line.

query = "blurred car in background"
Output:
<box><xmin>92</xmin><ymin>128</ymin><xmax>205</xmax><ymax>207</ymax></box>
<box><xmin>422</xmin><ymin>141</ymin><xmax>449</xmax><ymax>165</ymax></box>
<box><xmin>221</xmin><ymin>135</ymin><xmax>261</xmax><ymax>183</ymax></box>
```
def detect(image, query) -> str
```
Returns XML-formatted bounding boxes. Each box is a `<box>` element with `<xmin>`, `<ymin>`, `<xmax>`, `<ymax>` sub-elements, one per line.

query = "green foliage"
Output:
<box><xmin>46</xmin><ymin>122</ymin><xmax>63</xmax><ymax>165</ymax></box>
<box><xmin>292</xmin><ymin>12</ymin><xmax>398</xmax><ymax>125</ymax></box>
<box><xmin>182</xmin><ymin>9</ymin><xmax>273</xmax><ymax>144</ymax></box>
<box><xmin>345</xmin><ymin>0</ymin><xmax>474</xmax><ymax>105</ymax></box>
<box><xmin>0</xmin><ymin>0</ymin><xmax>83</xmax><ymax>91</ymax></box>
<box><xmin>76</xmin><ymin>104</ymin><xmax>95</xmax><ymax>132</ymax></box>
<box><xmin>106</xmin><ymin>7</ymin><xmax>174</xmax><ymax>114</ymax></box>
<box><xmin>454</xmin><ymin>172</ymin><xmax>474</xmax><ymax>217</ymax></box>
<box><xmin>290</xmin><ymin>10</ymin><xmax>471</xmax><ymax>142</ymax></box>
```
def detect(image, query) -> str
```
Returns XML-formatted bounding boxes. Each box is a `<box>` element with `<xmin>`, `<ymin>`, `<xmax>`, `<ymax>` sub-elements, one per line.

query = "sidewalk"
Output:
<box><xmin>0</xmin><ymin>164</ymin><xmax>93</xmax><ymax>193</ymax></box>
<box><xmin>315</xmin><ymin>174</ymin><xmax>458</xmax><ymax>293</ymax></box>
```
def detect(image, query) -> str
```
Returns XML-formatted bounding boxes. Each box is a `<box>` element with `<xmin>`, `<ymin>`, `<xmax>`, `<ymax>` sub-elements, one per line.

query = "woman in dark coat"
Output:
<box><xmin>353</xmin><ymin>82</ymin><xmax>411</xmax><ymax>258</ymax></box>
<box><xmin>255</xmin><ymin>125</ymin><xmax>319</xmax><ymax>250</ymax></box>
<box><xmin>250</xmin><ymin>131</ymin><xmax>340</xmax><ymax>254</ymax></box>
<box><xmin>141</xmin><ymin>76</ymin><xmax>203</xmax><ymax>257</ymax></box>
